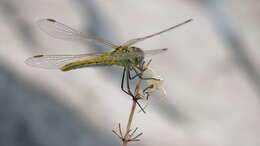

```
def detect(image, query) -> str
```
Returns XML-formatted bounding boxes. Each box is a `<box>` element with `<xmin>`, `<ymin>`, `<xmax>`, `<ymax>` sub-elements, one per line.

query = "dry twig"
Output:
<box><xmin>113</xmin><ymin>62</ymin><xmax>150</xmax><ymax>146</ymax></box>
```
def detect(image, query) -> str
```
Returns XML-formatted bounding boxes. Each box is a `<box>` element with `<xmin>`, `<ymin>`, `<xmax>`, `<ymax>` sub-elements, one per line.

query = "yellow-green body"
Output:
<box><xmin>60</xmin><ymin>46</ymin><xmax>144</xmax><ymax>71</ymax></box>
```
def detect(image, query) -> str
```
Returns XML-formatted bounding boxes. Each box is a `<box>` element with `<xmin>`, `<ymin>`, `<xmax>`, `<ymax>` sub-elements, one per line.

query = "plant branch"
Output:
<box><xmin>113</xmin><ymin>74</ymin><xmax>144</xmax><ymax>146</ymax></box>
<box><xmin>113</xmin><ymin>61</ymin><xmax>151</xmax><ymax>146</ymax></box>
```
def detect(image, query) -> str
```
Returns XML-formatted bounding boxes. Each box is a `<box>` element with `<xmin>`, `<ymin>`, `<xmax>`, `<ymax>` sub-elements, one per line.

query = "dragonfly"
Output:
<box><xmin>25</xmin><ymin>18</ymin><xmax>192</xmax><ymax>112</ymax></box>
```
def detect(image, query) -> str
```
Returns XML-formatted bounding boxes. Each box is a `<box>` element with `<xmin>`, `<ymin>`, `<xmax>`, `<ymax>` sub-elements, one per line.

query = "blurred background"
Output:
<box><xmin>0</xmin><ymin>0</ymin><xmax>260</xmax><ymax>146</ymax></box>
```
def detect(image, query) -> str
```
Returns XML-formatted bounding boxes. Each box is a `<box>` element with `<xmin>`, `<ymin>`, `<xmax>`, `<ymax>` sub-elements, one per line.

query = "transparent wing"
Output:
<box><xmin>25</xmin><ymin>53</ymin><xmax>107</xmax><ymax>69</ymax></box>
<box><xmin>122</xmin><ymin>19</ymin><xmax>193</xmax><ymax>46</ymax></box>
<box><xmin>37</xmin><ymin>18</ymin><xmax>119</xmax><ymax>49</ymax></box>
<box><xmin>25</xmin><ymin>49</ymin><xmax>168</xmax><ymax>69</ymax></box>
<box><xmin>143</xmin><ymin>48</ymin><xmax>168</xmax><ymax>57</ymax></box>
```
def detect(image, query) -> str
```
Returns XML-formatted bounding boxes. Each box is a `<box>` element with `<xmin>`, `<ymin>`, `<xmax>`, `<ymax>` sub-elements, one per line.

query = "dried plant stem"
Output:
<box><xmin>113</xmin><ymin>66</ymin><xmax>147</xmax><ymax>146</ymax></box>
<box><xmin>121</xmin><ymin>100</ymin><xmax>137</xmax><ymax>146</ymax></box>
<box><xmin>125</xmin><ymin>100</ymin><xmax>136</xmax><ymax>134</ymax></box>
<box><xmin>112</xmin><ymin>77</ymin><xmax>143</xmax><ymax>146</ymax></box>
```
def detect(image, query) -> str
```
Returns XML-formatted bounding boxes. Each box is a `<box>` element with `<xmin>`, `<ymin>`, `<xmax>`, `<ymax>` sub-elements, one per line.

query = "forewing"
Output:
<box><xmin>37</xmin><ymin>18</ymin><xmax>119</xmax><ymax>49</ymax></box>
<box><xmin>25</xmin><ymin>53</ymin><xmax>106</xmax><ymax>69</ymax></box>
<box><xmin>122</xmin><ymin>19</ymin><xmax>192</xmax><ymax>46</ymax></box>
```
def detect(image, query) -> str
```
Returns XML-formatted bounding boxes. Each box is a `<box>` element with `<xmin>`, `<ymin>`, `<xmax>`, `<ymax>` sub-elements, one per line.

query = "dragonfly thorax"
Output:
<box><xmin>111</xmin><ymin>46</ymin><xmax>144</xmax><ymax>66</ymax></box>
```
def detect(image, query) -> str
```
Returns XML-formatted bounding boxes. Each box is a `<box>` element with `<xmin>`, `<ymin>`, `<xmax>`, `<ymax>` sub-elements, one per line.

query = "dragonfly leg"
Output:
<box><xmin>134</xmin><ymin>99</ymin><xmax>146</xmax><ymax>113</ymax></box>
<box><xmin>128</xmin><ymin>66</ymin><xmax>143</xmax><ymax>80</ymax></box>
<box><xmin>121</xmin><ymin>66</ymin><xmax>139</xmax><ymax>98</ymax></box>
<box><xmin>142</xmin><ymin>84</ymin><xmax>154</xmax><ymax>100</ymax></box>
<box><xmin>139</xmin><ymin>59</ymin><xmax>151</xmax><ymax>69</ymax></box>
<box><xmin>129</xmin><ymin>71</ymin><xmax>142</xmax><ymax>80</ymax></box>
<box><xmin>132</xmin><ymin>67</ymin><xmax>160</xmax><ymax>81</ymax></box>
<box><xmin>126</xmin><ymin>67</ymin><xmax>134</xmax><ymax>97</ymax></box>
<box><xmin>127</xmin><ymin>67</ymin><xmax>146</xmax><ymax>113</ymax></box>
<box><xmin>121</xmin><ymin>66</ymin><xmax>131</xmax><ymax>95</ymax></box>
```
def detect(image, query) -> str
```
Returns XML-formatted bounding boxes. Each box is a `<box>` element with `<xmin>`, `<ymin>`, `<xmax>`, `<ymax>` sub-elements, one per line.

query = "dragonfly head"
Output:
<box><xmin>130</xmin><ymin>46</ymin><xmax>144</xmax><ymax>64</ymax></box>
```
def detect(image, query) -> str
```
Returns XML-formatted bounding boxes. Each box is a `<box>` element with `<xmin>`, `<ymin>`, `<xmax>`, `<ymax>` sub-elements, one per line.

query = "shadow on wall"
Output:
<box><xmin>0</xmin><ymin>63</ymin><xmax>116</xmax><ymax>146</ymax></box>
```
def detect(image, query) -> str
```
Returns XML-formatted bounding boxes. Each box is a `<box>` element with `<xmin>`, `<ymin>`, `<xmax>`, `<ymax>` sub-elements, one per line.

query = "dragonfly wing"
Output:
<box><xmin>37</xmin><ymin>18</ymin><xmax>119</xmax><ymax>49</ymax></box>
<box><xmin>25</xmin><ymin>53</ymin><xmax>106</xmax><ymax>69</ymax></box>
<box><xmin>122</xmin><ymin>19</ymin><xmax>193</xmax><ymax>46</ymax></box>
<box><xmin>143</xmin><ymin>48</ymin><xmax>168</xmax><ymax>57</ymax></box>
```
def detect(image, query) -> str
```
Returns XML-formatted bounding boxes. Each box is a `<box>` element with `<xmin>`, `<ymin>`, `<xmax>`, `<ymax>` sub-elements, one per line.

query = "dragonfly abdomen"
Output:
<box><xmin>60</xmin><ymin>56</ymin><xmax>119</xmax><ymax>71</ymax></box>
